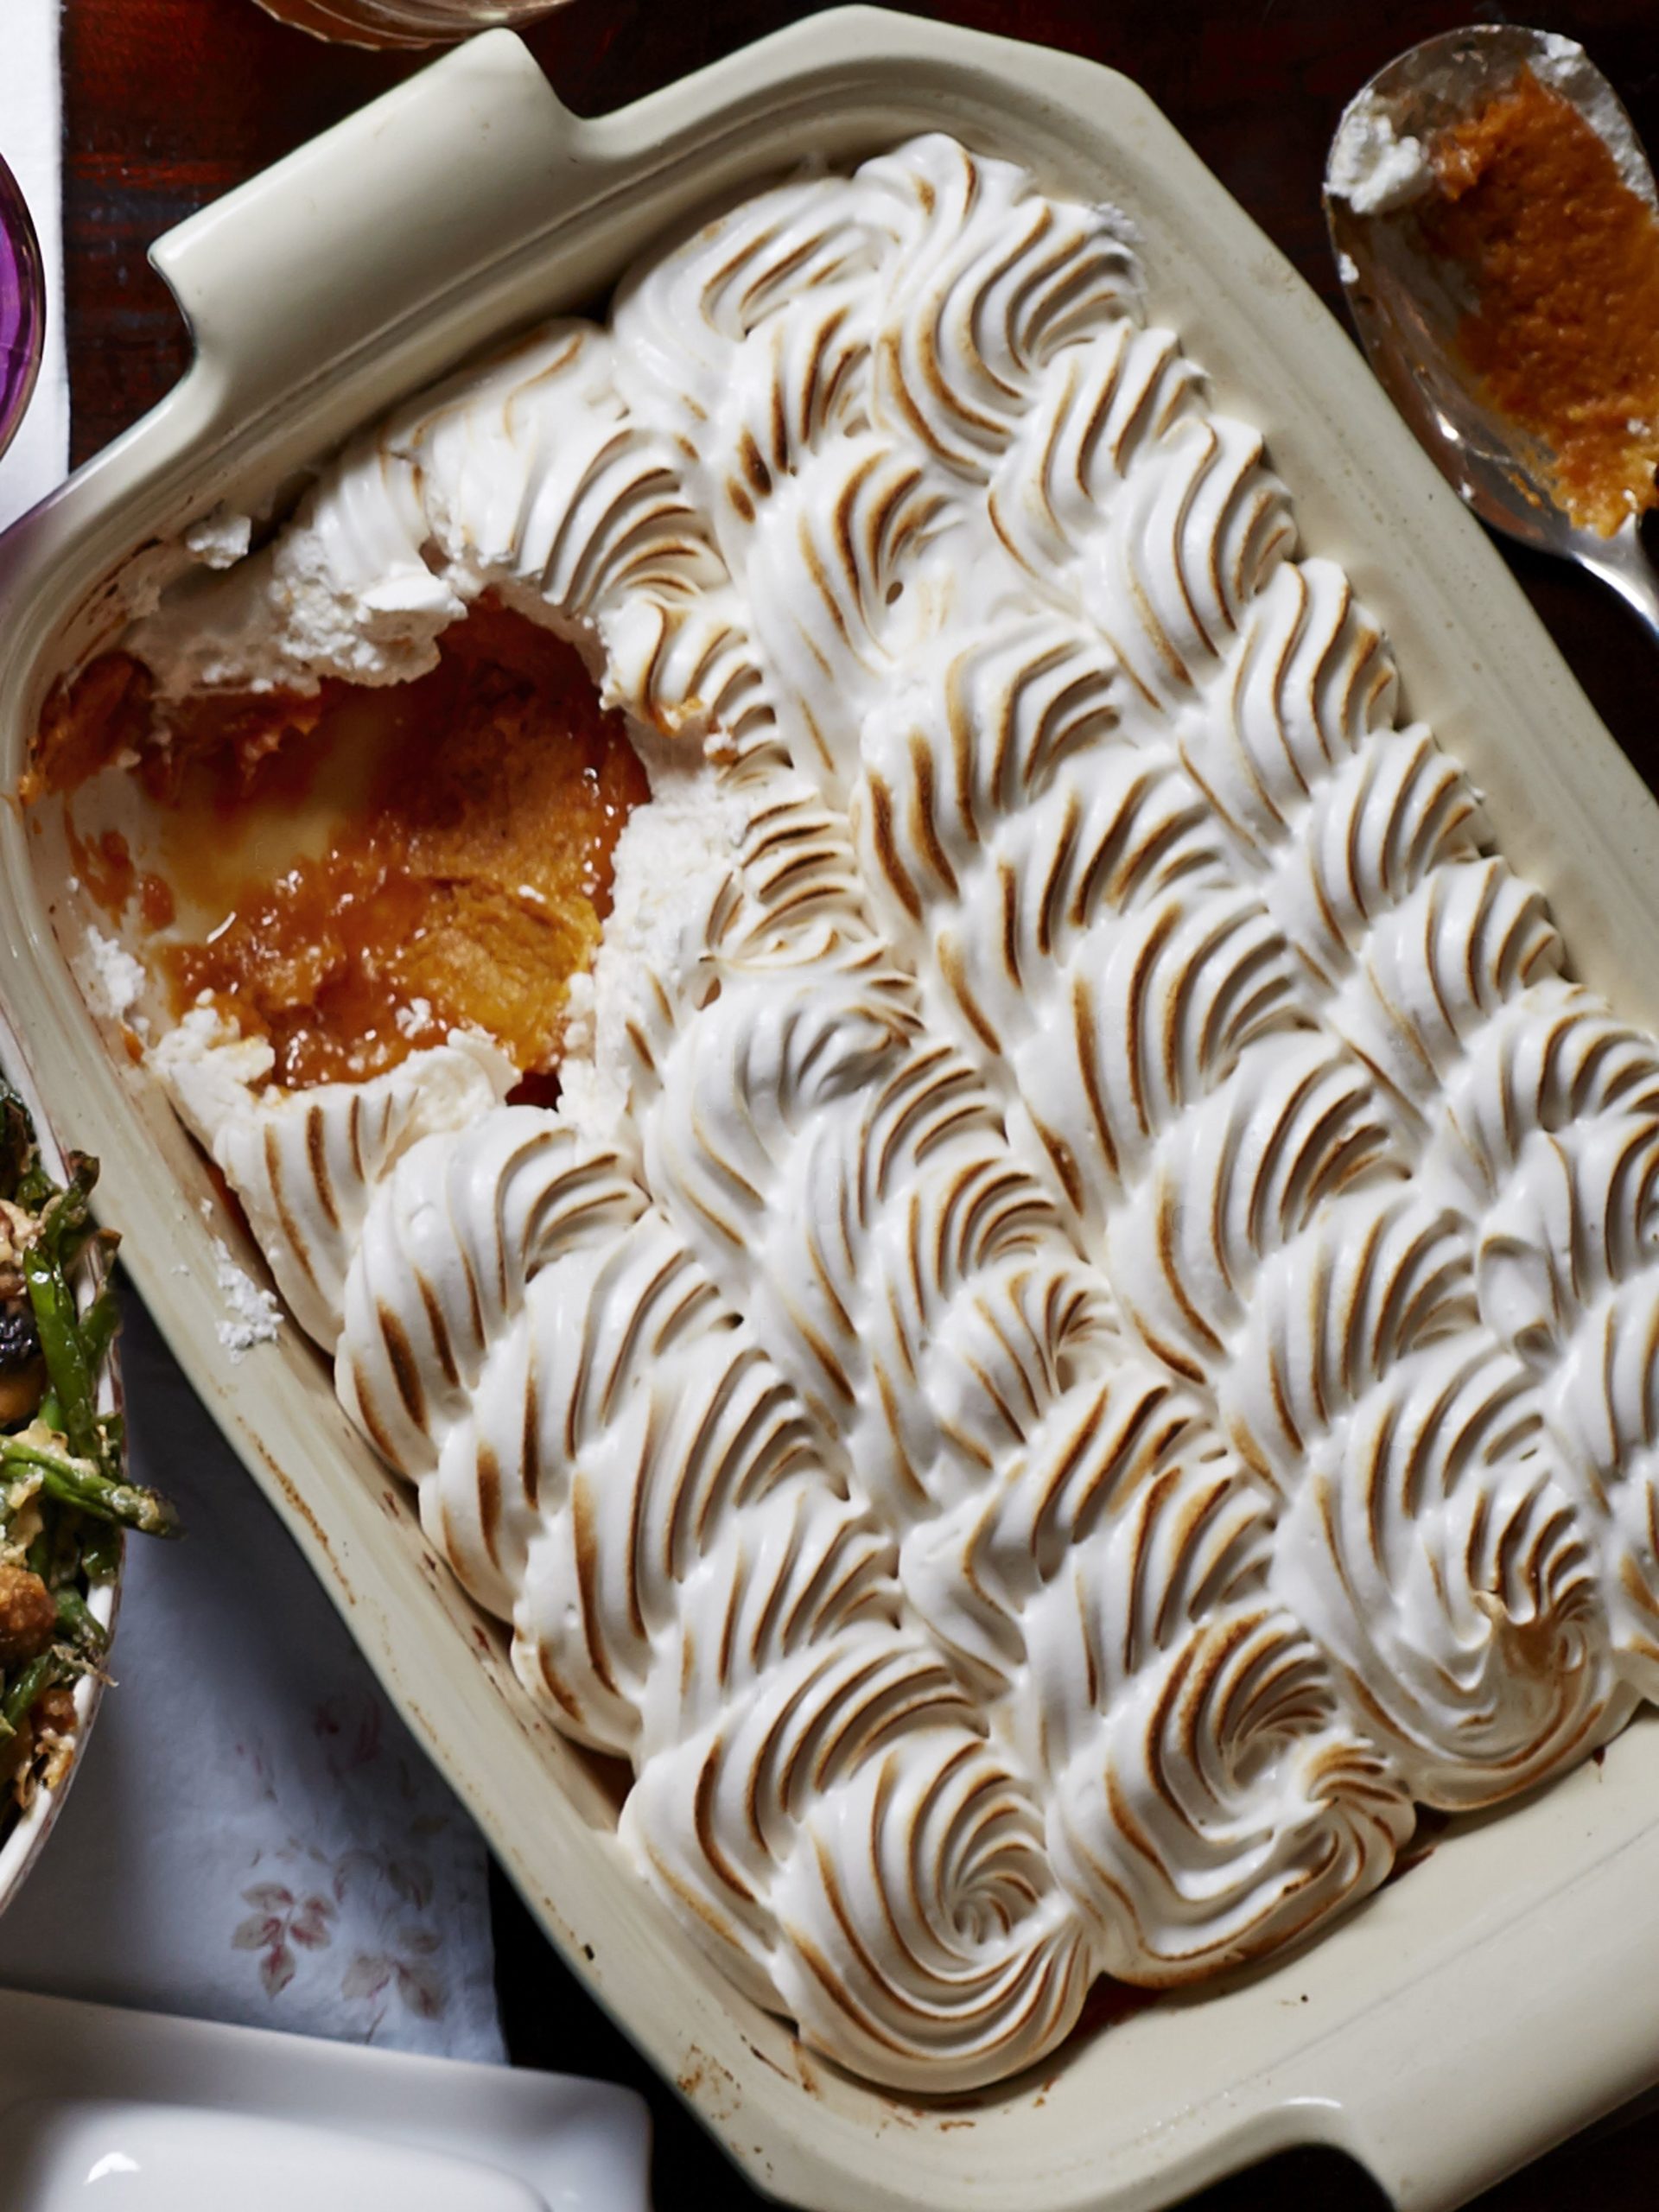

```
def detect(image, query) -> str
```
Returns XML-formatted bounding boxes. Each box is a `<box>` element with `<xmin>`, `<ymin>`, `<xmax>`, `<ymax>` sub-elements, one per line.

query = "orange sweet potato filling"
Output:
<box><xmin>1423</xmin><ymin>67</ymin><xmax>1659</xmax><ymax>537</ymax></box>
<box><xmin>40</xmin><ymin>600</ymin><xmax>647</xmax><ymax>1090</ymax></box>
<box><xmin>25</xmin><ymin>652</ymin><xmax>155</xmax><ymax>804</ymax></box>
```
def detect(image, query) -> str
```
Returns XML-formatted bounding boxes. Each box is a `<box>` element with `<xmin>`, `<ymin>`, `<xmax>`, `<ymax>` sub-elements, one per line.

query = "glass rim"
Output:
<box><xmin>0</xmin><ymin>146</ymin><xmax>46</xmax><ymax>467</ymax></box>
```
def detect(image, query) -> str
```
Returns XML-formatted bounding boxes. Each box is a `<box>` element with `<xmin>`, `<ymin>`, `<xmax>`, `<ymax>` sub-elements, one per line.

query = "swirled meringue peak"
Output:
<box><xmin>123</xmin><ymin>132</ymin><xmax>1659</xmax><ymax>2088</ymax></box>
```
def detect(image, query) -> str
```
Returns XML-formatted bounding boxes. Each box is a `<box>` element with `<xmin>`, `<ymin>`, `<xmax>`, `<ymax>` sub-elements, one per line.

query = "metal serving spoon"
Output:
<box><xmin>1325</xmin><ymin>24</ymin><xmax>1659</xmax><ymax>645</ymax></box>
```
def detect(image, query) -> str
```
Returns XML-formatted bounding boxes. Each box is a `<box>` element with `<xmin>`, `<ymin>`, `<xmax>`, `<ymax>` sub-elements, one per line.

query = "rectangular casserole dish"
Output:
<box><xmin>4</xmin><ymin>19</ymin><xmax>1659</xmax><ymax>2207</ymax></box>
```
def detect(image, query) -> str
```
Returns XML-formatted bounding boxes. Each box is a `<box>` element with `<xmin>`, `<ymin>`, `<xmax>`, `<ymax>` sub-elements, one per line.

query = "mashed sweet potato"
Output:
<box><xmin>1424</xmin><ymin>67</ymin><xmax>1659</xmax><ymax>536</ymax></box>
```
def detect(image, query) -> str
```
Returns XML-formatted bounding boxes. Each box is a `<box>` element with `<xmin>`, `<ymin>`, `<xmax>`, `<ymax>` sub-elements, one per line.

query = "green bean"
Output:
<box><xmin>54</xmin><ymin>1583</ymin><xmax>105</xmax><ymax>1653</ymax></box>
<box><xmin>11</xmin><ymin>1162</ymin><xmax>51</xmax><ymax>1214</ymax></box>
<box><xmin>0</xmin><ymin>1105</ymin><xmax>179</xmax><ymax>1654</ymax></box>
<box><xmin>3</xmin><ymin>1649</ymin><xmax>66</xmax><ymax>1733</ymax></box>
<box><xmin>23</xmin><ymin>1244</ymin><xmax>99</xmax><ymax>1462</ymax></box>
<box><xmin>43</xmin><ymin>1462</ymin><xmax>175</xmax><ymax>1539</ymax></box>
<box><xmin>0</xmin><ymin>1428</ymin><xmax>178</xmax><ymax>1538</ymax></box>
<box><xmin>42</xmin><ymin>1157</ymin><xmax>96</xmax><ymax>1254</ymax></box>
<box><xmin>76</xmin><ymin>1285</ymin><xmax>120</xmax><ymax>1380</ymax></box>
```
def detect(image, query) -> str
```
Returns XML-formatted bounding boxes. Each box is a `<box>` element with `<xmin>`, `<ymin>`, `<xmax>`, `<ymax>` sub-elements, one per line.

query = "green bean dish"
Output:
<box><xmin>0</xmin><ymin>1077</ymin><xmax>176</xmax><ymax>1823</ymax></box>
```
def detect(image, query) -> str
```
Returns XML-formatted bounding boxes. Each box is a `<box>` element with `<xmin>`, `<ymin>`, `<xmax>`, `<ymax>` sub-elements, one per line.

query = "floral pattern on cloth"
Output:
<box><xmin>227</xmin><ymin>1696</ymin><xmax>457</xmax><ymax>2030</ymax></box>
<box><xmin>0</xmin><ymin>1301</ymin><xmax>505</xmax><ymax>2062</ymax></box>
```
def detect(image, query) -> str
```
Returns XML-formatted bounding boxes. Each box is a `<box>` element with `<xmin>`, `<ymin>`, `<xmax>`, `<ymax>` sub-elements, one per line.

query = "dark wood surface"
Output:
<box><xmin>52</xmin><ymin>1</ymin><xmax>1659</xmax><ymax>2204</ymax></box>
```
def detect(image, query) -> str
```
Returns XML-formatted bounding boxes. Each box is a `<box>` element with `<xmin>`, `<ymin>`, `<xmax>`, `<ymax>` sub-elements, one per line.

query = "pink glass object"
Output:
<box><xmin>0</xmin><ymin>152</ymin><xmax>44</xmax><ymax>467</ymax></box>
<box><xmin>252</xmin><ymin>0</ymin><xmax>565</xmax><ymax>47</ymax></box>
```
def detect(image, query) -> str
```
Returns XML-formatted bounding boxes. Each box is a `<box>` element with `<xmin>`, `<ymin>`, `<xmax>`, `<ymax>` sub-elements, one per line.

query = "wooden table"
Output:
<box><xmin>53</xmin><ymin>1</ymin><xmax>1659</xmax><ymax>2204</ymax></box>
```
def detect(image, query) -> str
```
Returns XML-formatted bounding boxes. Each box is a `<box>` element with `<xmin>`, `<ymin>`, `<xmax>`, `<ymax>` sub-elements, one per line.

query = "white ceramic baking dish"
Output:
<box><xmin>3</xmin><ymin>19</ymin><xmax>1659</xmax><ymax>2208</ymax></box>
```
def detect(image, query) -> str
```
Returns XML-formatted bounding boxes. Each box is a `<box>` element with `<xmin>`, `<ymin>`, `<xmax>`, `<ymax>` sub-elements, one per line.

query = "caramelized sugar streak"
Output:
<box><xmin>60</xmin><ymin>820</ymin><xmax>177</xmax><ymax>932</ymax></box>
<box><xmin>25</xmin><ymin>652</ymin><xmax>154</xmax><ymax>804</ymax></box>
<box><xmin>53</xmin><ymin>602</ymin><xmax>649</xmax><ymax>1089</ymax></box>
<box><xmin>1424</xmin><ymin>67</ymin><xmax>1659</xmax><ymax>536</ymax></box>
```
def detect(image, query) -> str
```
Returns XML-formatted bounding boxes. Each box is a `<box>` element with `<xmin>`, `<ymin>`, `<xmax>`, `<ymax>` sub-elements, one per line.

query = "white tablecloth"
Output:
<box><xmin>0</xmin><ymin>1</ymin><xmax>505</xmax><ymax>2063</ymax></box>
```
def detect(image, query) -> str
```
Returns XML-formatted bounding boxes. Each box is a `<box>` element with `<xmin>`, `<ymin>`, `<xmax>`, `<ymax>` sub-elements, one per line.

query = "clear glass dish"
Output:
<box><xmin>252</xmin><ymin>0</ymin><xmax>565</xmax><ymax>48</ymax></box>
<box><xmin>0</xmin><ymin>152</ymin><xmax>43</xmax><ymax>465</ymax></box>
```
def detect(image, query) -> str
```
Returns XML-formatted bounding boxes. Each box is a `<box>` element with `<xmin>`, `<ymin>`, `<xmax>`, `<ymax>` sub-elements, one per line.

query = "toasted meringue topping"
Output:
<box><xmin>122</xmin><ymin>133</ymin><xmax>1659</xmax><ymax>2088</ymax></box>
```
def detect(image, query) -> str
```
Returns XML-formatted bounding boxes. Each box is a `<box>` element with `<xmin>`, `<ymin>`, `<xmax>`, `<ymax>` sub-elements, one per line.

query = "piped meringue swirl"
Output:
<box><xmin>124</xmin><ymin>131</ymin><xmax>1659</xmax><ymax>2083</ymax></box>
<box><xmin>339</xmin><ymin>1109</ymin><xmax>1096</xmax><ymax>2087</ymax></box>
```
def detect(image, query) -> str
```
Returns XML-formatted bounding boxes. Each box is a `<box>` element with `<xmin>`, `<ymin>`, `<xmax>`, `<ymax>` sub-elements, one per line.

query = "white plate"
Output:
<box><xmin>0</xmin><ymin>1985</ymin><xmax>650</xmax><ymax>2209</ymax></box>
<box><xmin>2</xmin><ymin>19</ymin><xmax>1658</xmax><ymax>2209</ymax></box>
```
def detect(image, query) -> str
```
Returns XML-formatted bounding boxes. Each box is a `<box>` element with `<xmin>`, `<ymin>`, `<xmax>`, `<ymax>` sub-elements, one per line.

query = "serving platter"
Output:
<box><xmin>0</xmin><ymin>1984</ymin><xmax>650</xmax><ymax>2209</ymax></box>
<box><xmin>3</xmin><ymin>18</ymin><xmax>1659</xmax><ymax>2208</ymax></box>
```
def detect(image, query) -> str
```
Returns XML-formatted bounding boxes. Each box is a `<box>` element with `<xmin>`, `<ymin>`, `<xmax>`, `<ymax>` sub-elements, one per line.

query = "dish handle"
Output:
<box><xmin>148</xmin><ymin>32</ymin><xmax>572</xmax><ymax>432</ymax></box>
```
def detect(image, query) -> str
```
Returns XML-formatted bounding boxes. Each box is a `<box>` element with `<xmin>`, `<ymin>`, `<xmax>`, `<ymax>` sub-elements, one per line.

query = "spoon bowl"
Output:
<box><xmin>0</xmin><ymin>151</ymin><xmax>43</xmax><ymax>467</ymax></box>
<box><xmin>1325</xmin><ymin>25</ymin><xmax>1659</xmax><ymax>642</ymax></box>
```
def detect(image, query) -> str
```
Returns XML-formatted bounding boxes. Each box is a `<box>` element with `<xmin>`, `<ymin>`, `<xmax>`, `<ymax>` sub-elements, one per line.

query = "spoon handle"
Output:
<box><xmin>1578</xmin><ymin>533</ymin><xmax>1659</xmax><ymax>652</ymax></box>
